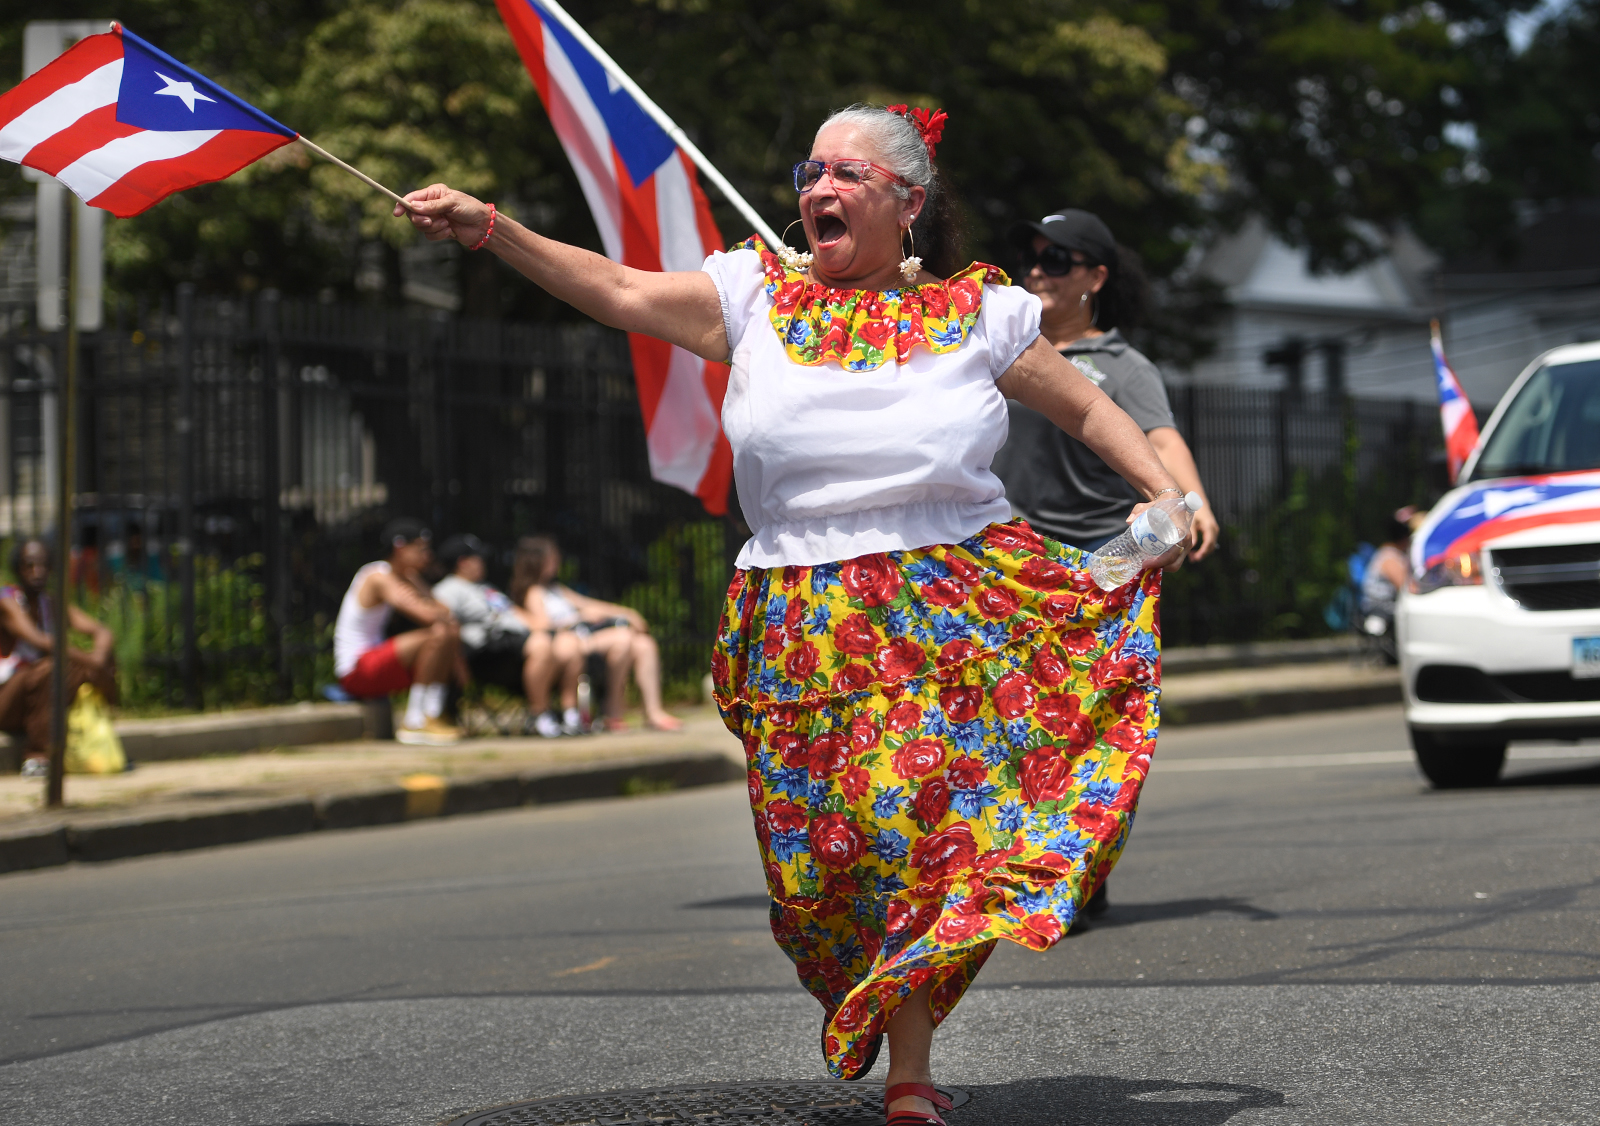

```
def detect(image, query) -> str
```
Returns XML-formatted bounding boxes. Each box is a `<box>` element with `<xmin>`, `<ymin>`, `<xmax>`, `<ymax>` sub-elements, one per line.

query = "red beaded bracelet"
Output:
<box><xmin>469</xmin><ymin>203</ymin><xmax>496</xmax><ymax>251</ymax></box>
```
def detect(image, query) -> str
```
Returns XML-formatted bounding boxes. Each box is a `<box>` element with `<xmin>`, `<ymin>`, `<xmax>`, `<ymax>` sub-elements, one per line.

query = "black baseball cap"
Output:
<box><xmin>380</xmin><ymin>517</ymin><xmax>430</xmax><ymax>551</ymax></box>
<box><xmin>437</xmin><ymin>533</ymin><xmax>489</xmax><ymax>570</ymax></box>
<box><xmin>1008</xmin><ymin>208</ymin><xmax>1118</xmax><ymax>267</ymax></box>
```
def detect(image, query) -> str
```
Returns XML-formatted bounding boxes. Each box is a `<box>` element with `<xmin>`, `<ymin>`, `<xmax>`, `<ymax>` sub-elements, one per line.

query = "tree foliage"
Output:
<box><xmin>3</xmin><ymin>0</ymin><xmax>1591</xmax><ymax>314</ymax></box>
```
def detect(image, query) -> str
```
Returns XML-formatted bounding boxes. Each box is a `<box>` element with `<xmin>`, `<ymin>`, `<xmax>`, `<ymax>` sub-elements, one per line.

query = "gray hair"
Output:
<box><xmin>815</xmin><ymin>104</ymin><xmax>935</xmax><ymax>204</ymax></box>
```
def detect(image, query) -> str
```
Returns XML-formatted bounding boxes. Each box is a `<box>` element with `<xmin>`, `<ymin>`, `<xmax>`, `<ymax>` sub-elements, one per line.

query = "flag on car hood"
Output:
<box><xmin>495</xmin><ymin>0</ymin><xmax>733</xmax><ymax>515</ymax></box>
<box><xmin>0</xmin><ymin>24</ymin><xmax>295</xmax><ymax>218</ymax></box>
<box><xmin>1412</xmin><ymin>470</ymin><xmax>1600</xmax><ymax>572</ymax></box>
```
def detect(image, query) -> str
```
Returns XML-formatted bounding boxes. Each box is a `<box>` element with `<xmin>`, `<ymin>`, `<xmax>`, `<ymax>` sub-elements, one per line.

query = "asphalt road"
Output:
<box><xmin>1</xmin><ymin>704</ymin><xmax>1597</xmax><ymax>1125</ymax></box>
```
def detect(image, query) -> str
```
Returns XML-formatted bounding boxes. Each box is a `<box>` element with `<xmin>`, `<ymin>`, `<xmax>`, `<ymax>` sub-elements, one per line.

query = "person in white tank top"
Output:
<box><xmin>333</xmin><ymin>518</ymin><xmax>463</xmax><ymax>746</ymax></box>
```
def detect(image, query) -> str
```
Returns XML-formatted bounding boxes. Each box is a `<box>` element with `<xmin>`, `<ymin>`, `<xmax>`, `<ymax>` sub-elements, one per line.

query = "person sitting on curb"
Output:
<box><xmin>432</xmin><ymin>534</ymin><xmax>585</xmax><ymax>738</ymax></box>
<box><xmin>0</xmin><ymin>537</ymin><xmax>118</xmax><ymax>776</ymax></box>
<box><xmin>510</xmin><ymin>536</ymin><xmax>682</xmax><ymax>733</ymax></box>
<box><xmin>333</xmin><ymin>518</ymin><xmax>463</xmax><ymax>746</ymax></box>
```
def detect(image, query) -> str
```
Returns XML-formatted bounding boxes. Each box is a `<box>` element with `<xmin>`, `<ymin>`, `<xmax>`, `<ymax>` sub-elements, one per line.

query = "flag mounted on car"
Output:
<box><xmin>0</xmin><ymin>24</ymin><xmax>296</xmax><ymax>218</ymax></box>
<box><xmin>495</xmin><ymin>0</ymin><xmax>734</xmax><ymax>516</ymax></box>
<box><xmin>1431</xmin><ymin>320</ymin><xmax>1480</xmax><ymax>484</ymax></box>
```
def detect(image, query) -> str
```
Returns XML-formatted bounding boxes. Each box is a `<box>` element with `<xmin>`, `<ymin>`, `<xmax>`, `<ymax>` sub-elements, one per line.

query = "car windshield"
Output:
<box><xmin>1470</xmin><ymin>358</ymin><xmax>1600</xmax><ymax>481</ymax></box>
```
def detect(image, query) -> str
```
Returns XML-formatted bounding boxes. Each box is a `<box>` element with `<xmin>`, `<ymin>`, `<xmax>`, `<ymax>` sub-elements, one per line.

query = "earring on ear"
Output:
<box><xmin>1079</xmin><ymin>292</ymin><xmax>1089</xmax><ymax>307</ymax></box>
<box><xmin>777</xmin><ymin>219</ymin><xmax>813</xmax><ymax>272</ymax></box>
<box><xmin>898</xmin><ymin>224</ymin><xmax>922</xmax><ymax>284</ymax></box>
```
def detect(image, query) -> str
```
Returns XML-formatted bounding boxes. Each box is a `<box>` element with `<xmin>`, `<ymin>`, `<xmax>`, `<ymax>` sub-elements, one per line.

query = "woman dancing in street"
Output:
<box><xmin>399</xmin><ymin>103</ymin><xmax>1182</xmax><ymax>1126</ymax></box>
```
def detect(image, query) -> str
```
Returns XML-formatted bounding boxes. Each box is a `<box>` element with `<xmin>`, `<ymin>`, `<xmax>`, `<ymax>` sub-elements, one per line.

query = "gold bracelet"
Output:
<box><xmin>1151</xmin><ymin>487</ymin><xmax>1182</xmax><ymax>500</ymax></box>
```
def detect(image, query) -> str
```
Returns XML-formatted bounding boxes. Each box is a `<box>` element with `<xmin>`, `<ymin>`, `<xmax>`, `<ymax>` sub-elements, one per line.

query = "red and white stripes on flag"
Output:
<box><xmin>0</xmin><ymin>26</ymin><xmax>296</xmax><ymax>218</ymax></box>
<box><xmin>495</xmin><ymin>0</ymin><xmax>733</xmax><ymax>515</ymax></box>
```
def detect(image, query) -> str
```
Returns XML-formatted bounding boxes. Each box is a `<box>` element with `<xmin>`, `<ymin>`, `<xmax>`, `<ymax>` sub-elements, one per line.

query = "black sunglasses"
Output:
<box><xmin>1021</xmin><ymin>244</ymin><xmax>1092</xmax><ymax>277</ymax></box>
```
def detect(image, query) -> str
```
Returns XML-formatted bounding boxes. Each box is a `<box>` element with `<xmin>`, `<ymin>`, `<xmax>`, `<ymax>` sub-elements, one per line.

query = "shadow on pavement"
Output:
<box><xmin>684</xmin><ymin>894</ymin><xmax>772</xmax><ymax>909</ymax></box>
<box><xmin>1499</xmin><ymin>761</ymin><xmax>1600</xmax><ymax>787</ymax></box>
<box><xmin>1085</xmin><ymin>897</ymin><xmax>1279</xmax><ymax>929</ymax></box>
<box><xmin>957</xmin><ymin>1076</ymin><xmax>1285</xmax><ymax>1124</ymax></box>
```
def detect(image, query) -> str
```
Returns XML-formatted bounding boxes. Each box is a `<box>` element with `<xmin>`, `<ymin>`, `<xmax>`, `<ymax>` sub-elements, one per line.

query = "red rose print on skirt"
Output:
<box><xmin>839</xmin><ymin>764</ymin><xmax>871</xmax><ymax>803</ymax></box>
<box><xmin>885</xmin><ymin>700</ymin><xmax>923</xmax><ymax>734</ymax></box>
<box><xmin>765</xmin><ymin>798</ymin><xmax>808</xmax><ymax>832</ymax></box>
<box><xmin>1090</xmin><ymin>650</ymin><xmax>1143</xmax><ymax>689</ymax></box>
<box><xmin>1102</xmin><ymin>718</ymin><xmax>1143</xmax><ymax>755</ymax></box>
<box><xmin>1035</xmin><ymin>693</ymin><xmax>1096</xmax><ymax>751</ymax></box>
<box><xmin>809</xmin><ymin>731</ymin><xmax>851</xmax><ymax>777</ymax></box>
<box><xmin>1016</xmin><ymin>911</ymin><xmax>1064</xmax><ymax>946</ymax></box>
<box><xmin>850</xmin><ymin>711</ymin><xmax>883</xmax><ymax>754</ymax></box>
<box><xmin>939</xmin><ymin>684</ymin><xmax>983</xmax><ymax>723</ymax></box>
<box><xmin>984</xmin><ymin>523</ymin><xmax>1047</xmax><ymax>555</ymax></box>
<box><xmin>1032</xmin><ymin>646</ymin><xmax>1070</xmax><ymax>687</ymax></box>
<box><xmin>810</xmin><ymin>813</ymin><xmax>868</xmax><ymax>869</ymax></box>
<box><xmin>892</xmin><ymin>738</ymin><xmax>947</xmax><ymax>779</ymax></box>
<box><xmin>833</xmin><ymin>993</ymin><xmax>872</xmax><ymax>1032</ymax></box>
<box><xmin>875</xmin><ymin>637</ymin><xmax>927</xmax><ymax>680</ymax></box>
<box><xmin>833</xmin><ymin>612</ymin><xmax>882</xmax><ymax>657</ymax></box>
<box><xmin>1041</xmin><ymin>592</ymin><xmax>1082</xmax><ymax>622</ymax></box>
<box><xmin>1019</xmin><ymin>747</ymin><xmax>1073</xmax><ymax>804</ymax></box>
<box><xmin>1073</xmin><ymin>806</ymin><xmax>1123</xmax><ymax>843</ymax></box>
<box><xmin>975</xmin><ymin>585</ymin><xmax>1021</xmax><ymax>620</ymax></box>
<box><xmin>747</xmin><ymin>769</ymin><xmax>763</xmax><ymax>805</ymax></box>
<box><xmin>947</xmin><ymin>756</ymin><xmax>988</xmax><ymax>789</ymax></box>
<box><xmin>920</xmin><ymin>577</ymin><xmax>970</xmax><ymax>608</ymax></box>
<box><xmin>786</xmin><ymin>642</ymin><xmax>821</xmax><ymax>682</ymax></box>
<box><xmin>912</xmin><ymin>777</ymin><xmax>951</xmax><ymax>825</ymax></box>
<box><xmin>909</xmin><ymin>822</ymin><xmax>978</xmax><ymax>881</ymax></box>
<box><xmin>769</xmin><ymin>730</ymin><xmax>810</xmax><ymax>769</ymax></box>
<box><xmin>990</xmin><ymin>671</ymin><xmax>1036</xmax><ymax>719</ymax></box>
<box><xmin>945</xmin><ymin>554</ymin><xmax>981</xmax><ymax>585</ymax></box>
<box><xmin>934</xmin><ymin>908</ymin><xmax>990</xmax><ymax>944</ymax></box>
<box><xmin>840</xmin><ymin>554</ymin><xmax>903</xmax><ymax>607</ymax></box>
<box><xmin>1017</xmin><ymin>556</ymin><xmax>1071</xmax><ymax>591</ymax></box>
<box><xmin>832</xmin><ymin>663</ymin><xmax>875</xmax><ymax>694</ymax></box>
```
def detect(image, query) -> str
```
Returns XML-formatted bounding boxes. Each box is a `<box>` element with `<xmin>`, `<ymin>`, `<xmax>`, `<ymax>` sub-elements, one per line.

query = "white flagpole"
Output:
<box><xmin>531</xmin><ymin>0</ymin><xmax>781</xmax><ymax>248</ymax></box>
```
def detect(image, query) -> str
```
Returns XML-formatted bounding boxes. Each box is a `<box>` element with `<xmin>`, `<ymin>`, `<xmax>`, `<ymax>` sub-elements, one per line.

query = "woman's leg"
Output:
<box><xmin>884</xmin><ymin>981</ymin><xmax>938</xmax><ymax>1118</ymax></box>
<box><xmin>629</xmin><ymin>632</ymin><xmax>681</xmax><ymax>730</ymax></box>
<box><xmin>521</xmin><ymin>631</ymin><xmax>554</xmax><ymax>714</ymax></box>
<box><xmin>551</xmin><ymin>631</ymin><xmax>582</xmax><ymax>711</ymax></box>
<box><xmin>581</xmin><ymin>627</ymin><xmax>633</xmax><ymax>725</ymax></box>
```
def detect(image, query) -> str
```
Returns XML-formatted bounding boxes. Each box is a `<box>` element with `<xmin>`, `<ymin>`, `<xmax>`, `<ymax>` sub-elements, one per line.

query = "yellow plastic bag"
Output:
<box><xmin>64</xmin><ymin>683</ymin><xmax>126</xmax><ymax>775</ymax></box>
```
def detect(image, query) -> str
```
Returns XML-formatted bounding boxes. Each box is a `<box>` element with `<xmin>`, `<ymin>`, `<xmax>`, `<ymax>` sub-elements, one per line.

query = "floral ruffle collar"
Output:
<box><xmin>734</xmin><ymin>235</ymin><xmax>1009</xmax><ymax>370</ymax></box>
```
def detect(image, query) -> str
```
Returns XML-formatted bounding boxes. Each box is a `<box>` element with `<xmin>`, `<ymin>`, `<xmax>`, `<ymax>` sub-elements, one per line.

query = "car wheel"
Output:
<box><xmin>1409</xmin><ymin>726</ymin><xmax>1507</xmax><ymax>789</ymax></box>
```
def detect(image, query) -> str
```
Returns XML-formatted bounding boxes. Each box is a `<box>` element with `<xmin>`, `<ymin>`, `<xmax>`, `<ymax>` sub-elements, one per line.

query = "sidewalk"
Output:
<box><xmin>0</xmin><ymin>652</ymin><xmax>1399</xmax><ymax>875</ymax></box>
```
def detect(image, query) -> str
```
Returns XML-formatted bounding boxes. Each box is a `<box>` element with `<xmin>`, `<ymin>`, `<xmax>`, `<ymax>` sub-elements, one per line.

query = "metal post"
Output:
<box><xmin>176</xmin><ymin>283</ymin><xmax>198</xmax><ymax>709</ymax></box>
<box><xmin>45</xmin><ymin>201</ymin><xmax>78</xmax><ymax>808</ymax></box>
<box><xmin>259</xmin><ymin>290</ymin><xmax>289</xmax><ymax>697</ymax></box>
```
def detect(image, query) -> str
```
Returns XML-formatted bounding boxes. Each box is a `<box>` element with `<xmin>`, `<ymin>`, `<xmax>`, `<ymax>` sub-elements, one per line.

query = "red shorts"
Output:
<box><xmin>339</xmin><ymin>638</ymin><xmax>412</xmax><ymax>698</ymax></box>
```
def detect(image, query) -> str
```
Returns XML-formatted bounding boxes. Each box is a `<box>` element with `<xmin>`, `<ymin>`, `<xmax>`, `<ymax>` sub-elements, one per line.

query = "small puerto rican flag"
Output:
<box><xmin>1431</xmin><ymin>320</ymin><xmax>1480</xmax><ymax>485</ymax></box>
<box><xmin>0</xmin><ymin>24</ymin><xmax>295</xmax><ymax>218</ymax></box>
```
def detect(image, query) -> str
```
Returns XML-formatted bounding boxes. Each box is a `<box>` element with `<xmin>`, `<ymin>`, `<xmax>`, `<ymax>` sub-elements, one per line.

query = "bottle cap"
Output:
<box><xmin>1185</xmin><ymin>491</ymin><xmax>1202</xmax><ymax>512</ymax></box>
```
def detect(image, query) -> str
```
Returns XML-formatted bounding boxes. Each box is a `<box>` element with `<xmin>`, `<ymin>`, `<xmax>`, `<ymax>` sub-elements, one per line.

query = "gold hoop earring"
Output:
<box><xmin>898</xmin><ymin>224</ymin><xmax>922</xmax><ymax>284</ymax></box>
<box><xmin>777</xmin><ymin>219</ymin><xmax>813</xmax><ymax>272</ymax></box>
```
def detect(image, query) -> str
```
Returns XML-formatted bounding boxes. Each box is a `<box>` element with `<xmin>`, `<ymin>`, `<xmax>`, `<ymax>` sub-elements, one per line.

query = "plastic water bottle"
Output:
<box><xmin>1087</xmin><ymin>492</ymin><xmax>1203</xmax><ymax>591</ymax></box>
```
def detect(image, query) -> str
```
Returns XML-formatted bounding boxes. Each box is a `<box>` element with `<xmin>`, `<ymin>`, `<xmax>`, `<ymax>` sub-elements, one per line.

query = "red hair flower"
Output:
<box><xmin>886</xmin><ymin>104</ymin><xmax>948</xmax><ymax>158</ymax></box>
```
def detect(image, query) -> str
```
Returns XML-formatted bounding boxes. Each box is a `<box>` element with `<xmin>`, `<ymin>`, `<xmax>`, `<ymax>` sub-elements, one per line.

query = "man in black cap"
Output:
<box><xmin>433</xmin><ymin>534</ymin><xmax>584</xmax><ymax>737</ymax></box>
<box><xmin>992</xmin><ymin>208</ymin><xmax>1219</xmax><ymax>559</ymax></box>
<box><xmin>992</xmin><ymin>209</ymin><xmax>1218</xmax><ymax>926</ymax></box>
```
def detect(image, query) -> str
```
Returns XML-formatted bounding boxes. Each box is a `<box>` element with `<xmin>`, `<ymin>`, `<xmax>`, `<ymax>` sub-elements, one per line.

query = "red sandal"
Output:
<box><xmin>883</xmin><ymin>1083</ymin><xmax>953</xmax><ymax>1126</ymax></box>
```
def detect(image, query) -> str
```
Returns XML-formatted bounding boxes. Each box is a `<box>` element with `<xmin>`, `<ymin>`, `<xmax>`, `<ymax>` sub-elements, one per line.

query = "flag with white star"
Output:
<box><xmin>0</xmin><ymin>24</ymin><xmax>296</xmax><ymax>217</ymax></box>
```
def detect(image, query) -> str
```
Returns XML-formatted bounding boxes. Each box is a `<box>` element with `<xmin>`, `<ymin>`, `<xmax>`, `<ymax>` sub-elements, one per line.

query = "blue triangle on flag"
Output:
<box><xmin>116</xmin><ymin>27</ymin><xmax>296</xmax><ymax>137</ymax></box>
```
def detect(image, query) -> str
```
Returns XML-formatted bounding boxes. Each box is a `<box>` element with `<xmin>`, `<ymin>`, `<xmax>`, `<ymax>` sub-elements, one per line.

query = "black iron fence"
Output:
<box><xmin>0</xmin><ymin>290</ymin><xmax>1458</xmax><ymax>711</ymax></box>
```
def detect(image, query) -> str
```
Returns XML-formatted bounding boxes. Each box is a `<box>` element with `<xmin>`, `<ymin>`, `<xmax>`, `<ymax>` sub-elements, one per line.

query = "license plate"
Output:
<box><xmin>1573</xmin><ymin>636</ymin><xmax>1600</xmax><ymax>679</ymax></box>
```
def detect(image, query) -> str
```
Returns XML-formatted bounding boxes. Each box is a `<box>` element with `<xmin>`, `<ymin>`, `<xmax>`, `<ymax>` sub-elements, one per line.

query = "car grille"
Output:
<box><xmin>1491</xmin><ymin>543</ymin><xmax>1600</xmax><ymax>611</ymax></box>
<box><xmin>1414</xmin><ymin>664</ymin><xmax>1600</xmax><ymax>704</ymax></box>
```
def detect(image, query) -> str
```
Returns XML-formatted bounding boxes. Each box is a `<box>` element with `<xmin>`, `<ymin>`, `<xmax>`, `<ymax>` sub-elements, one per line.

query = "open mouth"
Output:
<box><xmin>813</xmin><ymin>212</ymin><xmax>848</xmax><ymax>247</ymax></box>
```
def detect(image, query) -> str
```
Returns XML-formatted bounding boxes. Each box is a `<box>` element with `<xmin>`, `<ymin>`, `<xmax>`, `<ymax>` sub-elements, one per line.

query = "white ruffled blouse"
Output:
<box><xmin>703</xmin><ymin>244</ymin><xmax>1042</xmax><ymax>569</ymax></box>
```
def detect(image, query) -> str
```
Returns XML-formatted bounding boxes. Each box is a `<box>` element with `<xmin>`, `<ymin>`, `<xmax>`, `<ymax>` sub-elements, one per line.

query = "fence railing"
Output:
<box><xmin>0</xmin><ymin>291</ymin><xmax>1456</xmax><ymax>710</ymax></box>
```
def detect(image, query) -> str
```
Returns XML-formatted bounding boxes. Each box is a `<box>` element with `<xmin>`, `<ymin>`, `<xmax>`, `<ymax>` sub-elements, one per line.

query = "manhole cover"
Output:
<box><xmin>445</xmin><ymin>1081</ymin><xmax>970</xmax><ymax>1126</ymax></box>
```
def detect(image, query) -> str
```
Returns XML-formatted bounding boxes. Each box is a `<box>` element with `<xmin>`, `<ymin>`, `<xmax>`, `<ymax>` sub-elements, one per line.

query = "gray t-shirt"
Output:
<box><xmin>991</xmin><ymin>328</ymin><xmax>1176</xmax><ymax>547</ymax></box>
<box><xmin>431</xmin><ymin>575</ymin><xmax>529</xmax><ymax>651</ymax></box>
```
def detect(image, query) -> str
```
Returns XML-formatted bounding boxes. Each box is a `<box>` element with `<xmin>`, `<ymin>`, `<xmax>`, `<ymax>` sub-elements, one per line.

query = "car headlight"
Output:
<box><xmin>1409</xmin><ymin>550</ymin><xmax>1485</xmax><ymax>595</ymax></box>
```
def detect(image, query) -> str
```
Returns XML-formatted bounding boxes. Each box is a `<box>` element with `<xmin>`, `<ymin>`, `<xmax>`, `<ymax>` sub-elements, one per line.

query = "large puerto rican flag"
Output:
<box><xmin>0</xmin><ymin>24</ymin><xmax>295</xmax><ymax>218</ymax></box>
<box><xmin>1431</xmin><ymin>323</ymin><xmax>1480</xmax><ymax>485</ymax></box>
<box><xmin>495</xmin><ymin>0</ymin><xmax>733</xmax><ymax>515</ymax></box>
<box><xmin>1413</xmin><ymin>471</ymin><xmax>1600</xmax><ymax>573</ymax></box>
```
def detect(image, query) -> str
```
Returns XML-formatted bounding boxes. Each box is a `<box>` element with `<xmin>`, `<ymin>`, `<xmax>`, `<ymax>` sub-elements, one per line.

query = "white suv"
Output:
<box><xmin>1398</xmin><ymin>340</ymin><xmax>1600</xmax><ymax>787</ymax></box>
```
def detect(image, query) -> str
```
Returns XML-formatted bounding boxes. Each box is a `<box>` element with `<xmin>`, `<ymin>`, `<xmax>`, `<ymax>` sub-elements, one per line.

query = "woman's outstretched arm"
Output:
<box><xmin>398</xmin><ymin>184</ymin><xmax>729</xmax><ymax>362</ymax></box>
<box><xmin>998</xmin><ymin>336</ymin><xmax>1179</xmax><ymax>502</ymax></box>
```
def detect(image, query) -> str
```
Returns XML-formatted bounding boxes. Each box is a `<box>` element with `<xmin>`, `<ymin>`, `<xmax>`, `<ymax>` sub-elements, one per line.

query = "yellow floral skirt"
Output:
<box><xmin>711</xmin><ymin>520</ymin><xmax>1162</xmax><ymax>1077</ymax></box>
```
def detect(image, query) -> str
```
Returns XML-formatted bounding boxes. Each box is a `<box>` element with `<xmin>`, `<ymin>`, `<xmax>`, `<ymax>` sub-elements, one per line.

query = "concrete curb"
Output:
<box><xmin>1161</xmin><ymin>680</ymin><xmax>1402</xmax><ymax>726</ymax></box>
<box><xmin>0</xmin><ymin>752</ymin><xmax>743</xmax><ymax>876</ymax></box>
